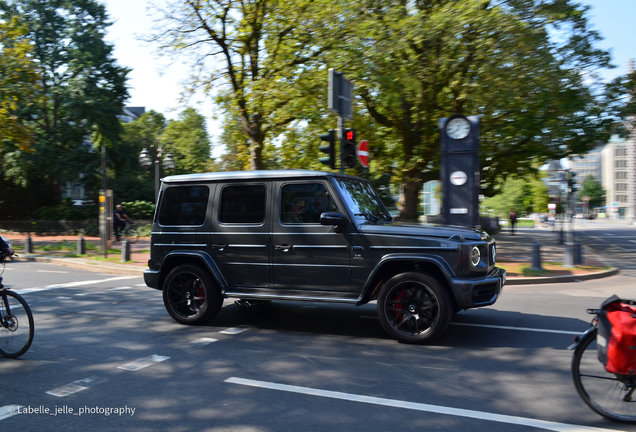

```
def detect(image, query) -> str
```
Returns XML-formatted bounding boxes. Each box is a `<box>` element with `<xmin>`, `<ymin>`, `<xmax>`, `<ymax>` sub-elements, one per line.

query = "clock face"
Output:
<box><xmin>445</xmin><ymin>117</ymin><xmax>471</xmax><ymax>140</ymax></box>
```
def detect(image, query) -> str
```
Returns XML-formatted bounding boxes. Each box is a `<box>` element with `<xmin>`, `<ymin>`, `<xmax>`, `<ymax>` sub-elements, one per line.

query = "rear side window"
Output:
<box><xmin>219</xmin><ymin>185</ymin><xmax>266</xmax><ymax>224</ymax></box>
<box><xmin>158</xmin><ymin>186</ymin><xmax>209</xmax><ymax>226</ymax></box>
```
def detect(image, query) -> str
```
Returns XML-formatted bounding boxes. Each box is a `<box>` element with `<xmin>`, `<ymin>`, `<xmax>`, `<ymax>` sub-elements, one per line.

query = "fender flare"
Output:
<box><xmin>356</xmin><ymin>254</ymin><xmax>455</xmax><ymax>305</ymax></box>
<box><xmin>160</xmin><ymin>250</ymin><xmax>228</xmax><ymax>291</ymax></box>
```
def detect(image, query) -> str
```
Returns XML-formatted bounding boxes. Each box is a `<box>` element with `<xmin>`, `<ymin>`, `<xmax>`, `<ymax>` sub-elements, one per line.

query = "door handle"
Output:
<box><xmin>212</xmin><ymin>244</ymin><xmax>227</xmax><ymax>251</ymax></box>
<box><xmin>275</xmin><ymin>244</ymin><xmax>293</xmax><ymax>252</ymax></box>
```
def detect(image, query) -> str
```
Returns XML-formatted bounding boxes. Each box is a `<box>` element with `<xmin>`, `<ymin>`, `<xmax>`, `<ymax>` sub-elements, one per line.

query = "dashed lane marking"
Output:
<box><xmin>192</xmin><ymin>338</ymin><xmax>219</xmax><ymax>346</ymax></box>
<box><xmin>107</xmin><ymin>286</ymin><xmax>132</xmax><ymax>291</ymax></box>
<box><xmin>36</xmin><ymin>270</ymin><xmax>69</xmax><ymax>273</ymax></box>
<box><xmin>117</xmin><ymin>355</ymin><xmax>170</xmax><ymax>371</ymax></box>
<box><xmin>16</xmin><ymin>276</ymin><xmax>139</xmax><ymax>294</ymax></box>
<box><xmin>219</xmin><ymin>326</ymin><xmax>252</xmax><ymax>335</ymax></box>
<box><xmin>46</xmin><ymin>377</ymin><xmax>107</xmax><ymax>398</ymax></box>
<box><xmin>225</xmin><ymin>377</ymin><xmax>617</xmax><ymax>432</ymax></box>
<box><xmin>450</xmin><ymin>322</ymin><xmax>580</xmax><ymax>335</ymax></box>
<box><xmin>0</xmin><ymin>405</ymin><xmax>23</xmax><ymax>420</ymax></box>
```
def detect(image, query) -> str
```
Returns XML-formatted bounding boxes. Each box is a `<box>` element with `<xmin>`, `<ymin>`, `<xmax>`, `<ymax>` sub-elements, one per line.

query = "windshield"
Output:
<box><xmin>334</xmin><ymin>178</ymin><xmax>391</xmax><ymax>223</ymax></box>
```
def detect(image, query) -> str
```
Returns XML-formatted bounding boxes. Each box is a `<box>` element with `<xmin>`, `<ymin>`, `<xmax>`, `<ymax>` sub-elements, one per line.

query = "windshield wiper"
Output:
<box><xmin>355</xmin><ymin>212</ymin><xmax>380</xmax><ymax>222</ymax></box>
<box><xmin>373</xmin><ymin>212</ymin><xmax>393</xmax><ymax>222</ymax></box>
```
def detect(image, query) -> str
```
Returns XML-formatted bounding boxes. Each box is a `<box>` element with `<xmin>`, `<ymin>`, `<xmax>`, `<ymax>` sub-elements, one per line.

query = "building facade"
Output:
<box><xmin>601</xmin><ymin>136</ymin><xmax>629</xmax><ymax>218</ymax></box>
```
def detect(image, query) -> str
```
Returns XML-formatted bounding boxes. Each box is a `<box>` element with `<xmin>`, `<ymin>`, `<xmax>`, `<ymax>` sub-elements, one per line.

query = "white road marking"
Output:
<box><xmin>46</xmin><ymin>376</ymin><xmax>106</xmax><ymax>397</ymax></box>
<box><xmin>117</xmin><ymin>354</ymin><xmax>170</xmax><ymax>371</ymax></box>
<box><xmin>108</xmin><ymin>286</ymin><xmax>132</xmax><ymax>291</ymax></box>
<box><xmin>219</xmin><ymin>326</ymin><xmax>251</xmax><ymax>335</ymax></box>
<box><xmin>450</xmin><ymin>322</ymin><xmax>580</xmax><ymax>335</ymax></box>
<box><xmin>192</xmin><ymin>338</ymin><xmax>218</xmax><ymax>346</ymax></box>
<box><xmin>225</xmin><ymin>377</ymin><xmax>617</xmax><ymax>432</ymax></box>
<box><xmin>135</xmin><ymin>283</ymin><xmax>148</xmax><ymax>287</ymax></box>
<box><xmin>36</xmin><ymin>270</ymin><xmax>69</xmax><ymax>273</ymax></box>
<box><xmin>15</xmin><ymin>276</ymin><xmax>138</xmax><ymax>294</ymax></box>
<box><xmin>74</xmin><ymin>292</ymin><xmax>96</xmax><ymax>296</ymax></box>
<box><xmin>0</xmin><ymin>405</ymin><xmax>23</xmax><ymax>420</ymax></box>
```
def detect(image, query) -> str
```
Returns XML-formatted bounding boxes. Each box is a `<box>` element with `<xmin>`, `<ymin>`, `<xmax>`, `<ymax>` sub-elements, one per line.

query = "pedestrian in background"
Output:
<box><xmin>509</xmin><ymin>209</ymin><xmax>517</xmax><ymax>236</ymax></box>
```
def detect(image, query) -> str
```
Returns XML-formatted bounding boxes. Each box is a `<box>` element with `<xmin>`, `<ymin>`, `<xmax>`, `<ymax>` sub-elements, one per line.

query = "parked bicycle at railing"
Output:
<box><xmin>570</xmin><ymin>296</ymin><xmax>636</xmax><ymax>423</ymax></box>
<box><xmin>0</xmin><ymin>236</ymin><xmax>34</xmax><ymax>358</ymax></box>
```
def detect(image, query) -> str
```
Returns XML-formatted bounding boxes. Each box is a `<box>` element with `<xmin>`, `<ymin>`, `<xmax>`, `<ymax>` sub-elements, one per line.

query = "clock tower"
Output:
<box><xmin>439</xmin><ymin>115</ymin><xmax>480</xmax><ymax>228</ymax></box>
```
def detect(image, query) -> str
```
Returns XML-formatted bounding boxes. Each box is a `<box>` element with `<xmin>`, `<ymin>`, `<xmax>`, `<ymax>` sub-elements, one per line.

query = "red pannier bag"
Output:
<box><xmin>597</xmin><ymin>295</ymin><xmax>636</xmax><ymax>375</ymax></box>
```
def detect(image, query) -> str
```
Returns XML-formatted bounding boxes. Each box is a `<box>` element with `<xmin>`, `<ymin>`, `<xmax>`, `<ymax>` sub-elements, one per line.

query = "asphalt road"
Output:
<box><xmin>1</xmin><ymin>251</ymin><xmax>635</xmax><ymax>431</ymax></box>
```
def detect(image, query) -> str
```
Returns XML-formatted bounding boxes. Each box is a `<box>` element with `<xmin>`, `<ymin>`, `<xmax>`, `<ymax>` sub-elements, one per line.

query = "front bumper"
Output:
<box><xmin>450</xmin><ymin>266</ymin><xmax>506</xmax><ymax>310</ymax></box>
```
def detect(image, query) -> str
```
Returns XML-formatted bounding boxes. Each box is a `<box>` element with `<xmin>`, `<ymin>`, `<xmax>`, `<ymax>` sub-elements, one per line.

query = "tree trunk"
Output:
<box><xmin>398</xmin><ymin>168</ymin><xmax>423</xmax><ymax>221</ymax></box>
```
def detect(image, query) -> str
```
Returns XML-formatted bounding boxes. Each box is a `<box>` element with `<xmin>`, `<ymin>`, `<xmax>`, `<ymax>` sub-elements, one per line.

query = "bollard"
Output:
<box><xmin>563</xmin><ymin>242</ymin><xmax>575</xmax><ymax>267</ymax></box>
<box><xmin>558</xmin><ymin>227</ymin><xmax>564</xmax><ymax>245</ymax></box>
<box><xmin>574</xmin><ymin>242</ymin><xmax>583</xmax><ymax>265</ymax></box>
<box><xmin>530</xmin><ymin>241</ymin><xmax>542</xmax><ymax>270</ymax></box>
<box><xmin>24</xmin><ymin>235</ymin><xmax>33</xmax><ymax>254</ymax></box>
<box><xmin>77</xmin><ymin>236</ymin><xmax>86</xmax><ymax>255</ymax></box>
<box><xmin>121</xmin><ymin>239</ymin><xmax>131</xmax><ymax>262</ymax></box>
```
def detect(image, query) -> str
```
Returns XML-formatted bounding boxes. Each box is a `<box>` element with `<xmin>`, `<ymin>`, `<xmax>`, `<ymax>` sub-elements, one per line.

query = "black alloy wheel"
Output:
<box><xmin>377</xmin><ymin>272</ymin><xmax>451</xmax><ymax>343</ymax></box>
<box><xmin>162</xmin><ymin>265</ymin><xmax>222</xmax><ymax>325</ymax></box>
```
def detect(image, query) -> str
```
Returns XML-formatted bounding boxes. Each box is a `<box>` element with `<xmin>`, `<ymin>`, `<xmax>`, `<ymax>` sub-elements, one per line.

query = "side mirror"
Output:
<box><xmin>320</xmin><ymin>212</ymin><xmax>348</xmax><ymax>233</ymax></box>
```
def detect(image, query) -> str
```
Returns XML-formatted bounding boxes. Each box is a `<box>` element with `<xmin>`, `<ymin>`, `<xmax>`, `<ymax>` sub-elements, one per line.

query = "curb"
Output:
<box><xmin>504</xmin><ymin>267</ymin><xmax>620</xmax><ymax>285</ymax></box>
<box><xmin>12</xmin><ymin>256</ymin><xmax>145</xmax><ymax>277</ymax></box>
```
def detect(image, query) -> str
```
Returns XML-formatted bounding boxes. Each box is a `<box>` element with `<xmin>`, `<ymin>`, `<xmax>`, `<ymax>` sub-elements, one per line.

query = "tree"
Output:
<box><xmin>147</xmin><ymin>0</ymin><xmax>348</xmax><ymax>170</ymax></box>
<box><xmin>0</xmin><ymin>15</ymin><xmax>38</xmax><ymax>151</ymax></box>
<box><xmin>330</xmin><ymin>0</ymin><xmax>613</xmax><ymax>220</ymax></box>
<box><xmin>160</xmin><ymin>108</ymin><xmax>212</xmax><ymax>175</ymax></box>
<box><xmin>579</xmin><ymin>175</ymin><xmax>605</xmax><ymax>208</ymax></box>
<box><xmin>0</xmin><ymin>0</ymin><xmax>130</xmax><ymax>211</ymax></box>
<box><xmin>481</xmin><ymin>174</ymin><xmax>549</xmax><ymax>217</ymax></box>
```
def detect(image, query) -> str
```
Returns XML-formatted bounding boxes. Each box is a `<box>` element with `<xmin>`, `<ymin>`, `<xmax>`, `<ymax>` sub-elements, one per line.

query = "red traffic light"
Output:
<box><xmin>346</xmin><ymin>130</ymin><xmax>354</xmax><ymax>141</ymax></box>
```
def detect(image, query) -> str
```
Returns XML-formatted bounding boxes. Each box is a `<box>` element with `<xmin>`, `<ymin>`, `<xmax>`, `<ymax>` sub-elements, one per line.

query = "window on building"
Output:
<box><xmin>616</xmin><ymin>160</ymin><xmax>627</xmax><ymax>168</ymax></box>
<box><xmin>616</xmin><ymin>172</ymin><xmax>628</xmax><ymax>180</ymax></box>
<box><xmin>616</xmin><ymin>148</ymin><xmax>627</xmax><ymax>157</ymax></box>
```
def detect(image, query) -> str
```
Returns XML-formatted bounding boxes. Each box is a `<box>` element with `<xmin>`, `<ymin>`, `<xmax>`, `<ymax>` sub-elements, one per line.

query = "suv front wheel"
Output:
<box><xmin>377</xmin><ymin>272</ymin><xmax>451</xmax><ymax>343</ymax></box>
<box><xmin>162</xmin><ymin>264</ymin><xmax>222</xmax><ymax>325</ymax></box>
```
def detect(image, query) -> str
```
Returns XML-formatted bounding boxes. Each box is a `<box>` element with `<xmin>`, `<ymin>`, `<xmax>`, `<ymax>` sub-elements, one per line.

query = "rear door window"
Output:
<box><xmin>158</xmin><ymin>186</ymin><xmax>210</xmax><ymax>226</ymax></box>
<box><xmin>219</xmin><ymin>184</ymin><xmax>266</xmax><ymax>224</ymax></box>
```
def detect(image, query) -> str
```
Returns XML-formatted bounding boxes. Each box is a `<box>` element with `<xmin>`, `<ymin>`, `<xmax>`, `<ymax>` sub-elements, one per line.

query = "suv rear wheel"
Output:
<box><xmin>162</xmin><ymin>265</ymin><xmax>222</xmax><ymax>325</ymax></box>
<box><xmin>377</xmin><ymin>272</ymin><xmax>451</xmax><ymax>343</ymax></box>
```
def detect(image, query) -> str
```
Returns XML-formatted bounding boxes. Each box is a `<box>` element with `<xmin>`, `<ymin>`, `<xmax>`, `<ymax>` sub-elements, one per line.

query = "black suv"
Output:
<box><xmin>144</xmin><ymin>170</ymin><xmax>505</xmax><ymax>343</ymax></box>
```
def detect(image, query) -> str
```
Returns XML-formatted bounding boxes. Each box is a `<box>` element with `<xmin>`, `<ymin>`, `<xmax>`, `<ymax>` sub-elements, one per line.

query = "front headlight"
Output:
<box><xmin>470</xmin><ymin>246</ymin><xmax>481</xmax><ymax>266</ymax></box>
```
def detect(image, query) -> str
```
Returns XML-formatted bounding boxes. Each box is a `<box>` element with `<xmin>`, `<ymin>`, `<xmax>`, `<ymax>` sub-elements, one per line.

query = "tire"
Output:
<box><xmin>572</xmin><ymin>327</ymin><xmax>636</xmax><ymax>423</ymax></box>
<box><xmin>0</xmin><ymin>290</ymin><xmax>34</xmax><ymax>358</ymax></box>
<box><xmin>377</xmin><ymin>272</ymin><xmax>452</xmax><ymax>343</ymax></box>
<box><xmin>162</xmin><ymin>265</ymin><xmax>222</xmax><ymax>325</ymax></box>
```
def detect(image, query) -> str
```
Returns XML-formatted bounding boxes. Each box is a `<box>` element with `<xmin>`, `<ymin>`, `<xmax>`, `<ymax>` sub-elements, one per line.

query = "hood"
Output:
<box><xmin>358</xmin><ymin>222</ymin><xmax>487</xmax><ymax>241</ymax></box>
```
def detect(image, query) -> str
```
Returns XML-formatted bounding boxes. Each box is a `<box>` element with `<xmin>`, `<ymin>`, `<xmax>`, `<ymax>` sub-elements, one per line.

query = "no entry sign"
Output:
<box><xmin>356</xmin><ymin>140</ymin><xmax>369</xmax><ymax>168</ymax></box>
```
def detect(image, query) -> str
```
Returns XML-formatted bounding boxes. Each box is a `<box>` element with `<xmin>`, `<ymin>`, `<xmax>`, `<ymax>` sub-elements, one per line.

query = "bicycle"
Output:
<box><xmin>570</xmin><ymin>307</ymin><xmax>636</xmax><ymax>423</ymax></box>
<box><xmin>0</xmin><ymin>249</ymin><xmax>34</xmax><ymax>358</ymax></box>
<box><xmin>120</xmin><ymin>220</ymin><xmax>139</xmax><ymax>244</ymax></box>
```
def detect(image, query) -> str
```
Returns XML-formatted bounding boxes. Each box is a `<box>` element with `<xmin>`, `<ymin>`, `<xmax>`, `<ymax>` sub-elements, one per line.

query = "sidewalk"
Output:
<box><xmin>493</xmin><ymin>224</ymin><xmax>617</xmax><ymax>284</ymax></box>
<box><xmin>2</xmin><ymin>227</ymin><xmax>619</xmax><ymax>284</ymax></box>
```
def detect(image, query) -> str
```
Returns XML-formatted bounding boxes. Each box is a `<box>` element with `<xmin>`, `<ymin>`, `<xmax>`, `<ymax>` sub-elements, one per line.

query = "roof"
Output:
<box><xmin>161</xmin><ymin>170</ymin><xmax>363</xmax><ymax>183</ymax></box>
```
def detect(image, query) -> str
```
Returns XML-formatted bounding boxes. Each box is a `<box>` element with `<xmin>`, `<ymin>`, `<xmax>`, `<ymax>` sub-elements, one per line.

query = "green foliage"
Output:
<box><xmin>120</xmin><ymin>201</ymin><xmax>155</xmax><ymax>219</ymax></box>
<box><xmin>0</xmin><ymin>0</ymin><xmax>130</xmax><ymax>217</ymax></box>
<box><xmin>481</xmin><ymin>174</ymin><xmax>549</xmax><ymax>217</ymax></box>
<box><xmin>160</xmin><ymin>108</ymin><xmax>212</xmax><ymax>175</ymax></box>
<box><xmin>579</xmin><ymin>175</ymin><xmax>605</xmax><ymax>208</ymax></box>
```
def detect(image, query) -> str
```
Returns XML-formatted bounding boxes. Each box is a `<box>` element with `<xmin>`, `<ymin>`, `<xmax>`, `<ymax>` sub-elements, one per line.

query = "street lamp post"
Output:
<box><xmin>139</xmin><ymin>139</ymin><xmax>175</xmax><ymax>202</ymax></box>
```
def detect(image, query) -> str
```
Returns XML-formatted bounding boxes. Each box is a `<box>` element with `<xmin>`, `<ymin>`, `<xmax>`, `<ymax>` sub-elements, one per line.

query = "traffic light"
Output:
<box><xmin>342</xmin><ymin>128</ymin><xmax>356</xmax><ymax>168</ymax></box>
<box><xmin>567</xmin><ymin>171</ymin><xmax>578</xmax><ymax>193</ymax></box>
<box><xmin>318</xmin><ymin>130</ymin><xmax>336</xmax><ymax>169</ymax></box>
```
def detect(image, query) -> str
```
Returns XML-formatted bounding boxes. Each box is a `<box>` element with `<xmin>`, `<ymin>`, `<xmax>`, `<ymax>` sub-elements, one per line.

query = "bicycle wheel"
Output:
<box><xmin>0</xmin><ymin>290</ymin><xmax>34</xmax><ymax>358</ymax></box>
<box><xmin>124</xmin><ymin>225</ymin><xmax>139</xmax><ymax>244</ymax></box>
<box><xmin>572</xmin><ymin>327</ymin><xmax>636</xmax><ymax>423</ymax></box>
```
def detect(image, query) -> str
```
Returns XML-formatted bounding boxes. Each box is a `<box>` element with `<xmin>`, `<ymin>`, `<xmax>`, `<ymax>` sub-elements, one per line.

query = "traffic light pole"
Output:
<box><xmin>338</xmin><ymin>116</ymin><xmax>344</xmax><ymax>174</ymax></box>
